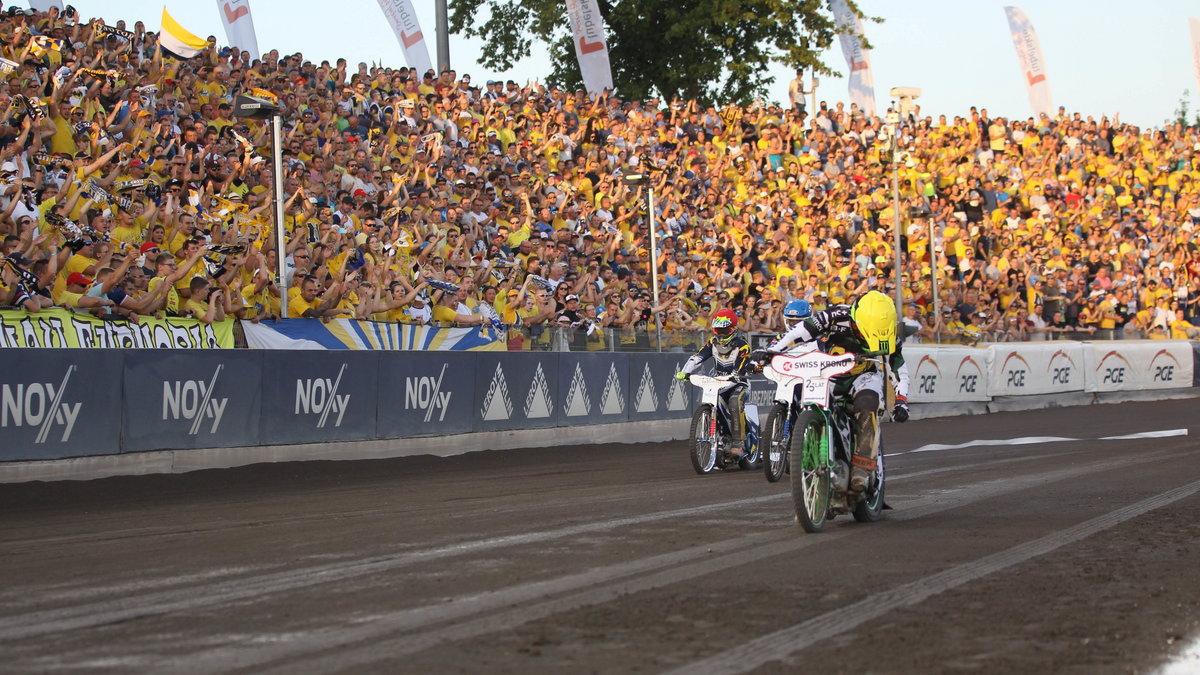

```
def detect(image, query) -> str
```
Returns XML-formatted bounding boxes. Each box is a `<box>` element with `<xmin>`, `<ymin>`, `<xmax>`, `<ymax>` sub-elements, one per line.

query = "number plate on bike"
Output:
<box><xmin>801</xmin><ymin>378</ymin><xmax>830</xmax><ymax>406</ymax></box>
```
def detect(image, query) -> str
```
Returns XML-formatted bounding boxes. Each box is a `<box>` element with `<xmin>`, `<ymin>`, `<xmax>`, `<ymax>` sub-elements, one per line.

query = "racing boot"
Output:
<box><xmin>849</xmin><ymin>391</ymin><xmax>881</xmax><ymax>494</ymax></box>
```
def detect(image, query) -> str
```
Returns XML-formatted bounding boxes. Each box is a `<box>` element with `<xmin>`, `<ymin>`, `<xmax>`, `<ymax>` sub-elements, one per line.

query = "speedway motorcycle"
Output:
<box><xmin>686</xmin><ymin>374</ymin><xmax>760</xmax><ymax>475</ymax></box>
<box><xmin>756</xmin><ymin>350</ymin><xmax>887</xmax><ymax>532</ymax></box>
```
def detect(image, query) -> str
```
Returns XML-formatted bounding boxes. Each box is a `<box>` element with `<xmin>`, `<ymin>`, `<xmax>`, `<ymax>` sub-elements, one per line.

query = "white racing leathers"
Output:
<box><xmin>765</xmin><ymin>305</ymin><xmax>910</xmax><ymax>490</ymax></box>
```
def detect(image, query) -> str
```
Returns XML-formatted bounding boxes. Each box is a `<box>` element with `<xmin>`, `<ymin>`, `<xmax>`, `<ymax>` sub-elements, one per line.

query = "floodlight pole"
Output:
<box><xmin>648</xmin><ymin>185</ymin><xmax>660</xmax><ymax>319</ymax></box>
<box><xmin>272</xmin><ymin>114</ymin><xmax>288</xmax><ymax>318</ymax></box>
<box><xmin>888</xmin><ymin>107</ymin><xmax>903</xmax><ymax>318</ymax></box>
<box><xmin>435</xmin><ymin>0</ymin><xmax>450</xmax><ymax>73</ymax></box>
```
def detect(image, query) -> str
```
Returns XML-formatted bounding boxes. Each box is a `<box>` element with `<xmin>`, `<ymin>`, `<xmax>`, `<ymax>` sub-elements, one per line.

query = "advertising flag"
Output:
<box><xmin>828</xmin><ymin>0</ymin><xmax>876</xmax><ymax>116</ymax></box>
<box><xmin>1004</xmin><ymin>6</ymin><xmax>1053</xmax><ymax>117</ymax></box>
<box><xmin>159</xmin><ymin>7</ymin><xmax>210</xmax><ymax>59</ymax></box>
<box><xmin>376</xmin><ymin>0</ymin><xmax>434</xmax><ymax>76</ymax></box>
<box><xmin>216</xmin><ymin>0</ymin><xmax>260</xmax><ymax>60</ymax></box>
<box><xmin>1190</xmin><ymin>18</ymin><xmax>1200</xmax><ymax>95</ymax></box>
<box><xmin>565</xmin><ymin>0</ymin><xmax>614</xmax><ymax>95</ymax></box>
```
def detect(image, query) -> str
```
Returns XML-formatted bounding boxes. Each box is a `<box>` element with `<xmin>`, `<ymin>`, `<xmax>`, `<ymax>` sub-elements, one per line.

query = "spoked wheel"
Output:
<box><xmin>791</xmin><ymin>410</ymin><xmax>832</xmax><ymax>532</ymax></box>
<box><xmin>762</xmin><ymin>404</ymin><xmax>789</xmax><ymax>483</ymax></box>
<box><xmin>853</xmin><ymin>437</ymin><xmax>886</xmax><ymax>522</ymax></box>
<box><xmin>689</xmin><ymin>405</ymin><xmax>718</xmax><ymax>475</ymax></box>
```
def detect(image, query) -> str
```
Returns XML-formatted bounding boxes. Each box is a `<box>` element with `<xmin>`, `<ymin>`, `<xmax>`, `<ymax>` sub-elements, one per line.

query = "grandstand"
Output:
<box><xmin>1</xmin><ymin>4</ymin><xmax>1198</xmax><ymax>349</ymax></box>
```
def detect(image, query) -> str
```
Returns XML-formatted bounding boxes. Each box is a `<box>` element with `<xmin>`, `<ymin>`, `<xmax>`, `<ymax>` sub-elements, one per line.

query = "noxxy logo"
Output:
<box><xmin>162</xmin><ymin>365</ymin><xmax>228</xmax><ymax>435</ymax></box>
<box><xmin>296</xmin><ymin>364</ymin><xmax>350</xmax><ymax>428</ymax></box>
<box><xmin>0</xmin><ymin>365</ymin><xmax>81</xmax><ymax>443</ymax></box>
<box><xmin>405</xmin><ymin>364</ymin><xmax>452</xmax><ymax>422</ymax></box>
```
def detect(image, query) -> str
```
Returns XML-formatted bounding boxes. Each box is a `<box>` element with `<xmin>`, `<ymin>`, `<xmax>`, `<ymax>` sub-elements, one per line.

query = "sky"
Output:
<box><xmin>70</xmin><ymin>0</ymin><xmax>1200</xmax><ymax>129</ymax></box>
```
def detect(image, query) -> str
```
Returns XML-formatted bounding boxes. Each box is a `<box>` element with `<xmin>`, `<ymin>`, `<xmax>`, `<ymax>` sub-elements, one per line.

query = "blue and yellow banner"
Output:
<box><xmin>241</xmin><ymin>319</ymin><xmax>505</xmax><ymax>350</ymax></box>
<box><xmin>0</xmin><ymin>307</ymin><xmax>235</xmax><ymax>348</ymax></box>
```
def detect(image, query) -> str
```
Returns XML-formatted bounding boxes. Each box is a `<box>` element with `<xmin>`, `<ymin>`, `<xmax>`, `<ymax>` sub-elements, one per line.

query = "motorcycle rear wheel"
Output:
<box><xmin>689</xmin><ymin>405</ymin><xmax>718</xmax><ymax>475</ymax></box>
<box><xmin>791</xmin><ymin>410</ymin><xmax>832</xmax><ymax>533</ymax></box>
<box><xmin>762</xmin><ymin>403</ymin><xmax>789</xmax><ymax>483</ymax></box>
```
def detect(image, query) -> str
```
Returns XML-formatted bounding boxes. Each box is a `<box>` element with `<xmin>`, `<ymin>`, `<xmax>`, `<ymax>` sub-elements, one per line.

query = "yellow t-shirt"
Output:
<box><xmin>148</xmin><ymin>276</ymin><xmax>180</xmax><ymax>315</ymax></box>
<box><xmin>432</xmin><ymin>304</ymin><xmax>460</xmax><ymax>324</ymax></box>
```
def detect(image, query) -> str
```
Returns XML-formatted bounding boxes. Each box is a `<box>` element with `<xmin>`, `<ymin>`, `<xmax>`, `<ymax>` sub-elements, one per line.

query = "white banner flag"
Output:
<box><xmin>1004</xmin><ymin>6</ymin><xmax>1053</xmax><ymax>117</ymax></box>
<box><xmin>28</xmin><ymin>0</ymin><xmax>64</xmax><ymax>11</ymax></box>
<box><xmin>828</xmin><ymin>0</ymin><xmax>875</xmax><ymax>116</ymax></box>
<box><xmin>377</xmin><ymin>0</ymin><xmax>434</xmax><ymax>77</ymax></box>
<box><xmin>216</xmin><ymin>0</ymin><xmax>260</xmax><ymax>60</ymax></box>
<box><xmin>1190</xmin><ymin>18</ymin><xmax>1200</xmax><ymax>95</ymax></box>
<box><xmin>565</xmin><ymin>0</ymin><xmax>613</xmax><ymax>95</ymax></box>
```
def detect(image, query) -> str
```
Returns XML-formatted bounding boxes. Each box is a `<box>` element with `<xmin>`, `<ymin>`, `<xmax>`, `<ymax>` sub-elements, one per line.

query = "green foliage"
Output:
<box><xmin>1169</xmin><ymin>90</ymin><xmax>1200</xmax><ymax>128</ymax></box>
<box><xmin>449</xmin><ymin>0</ymin><xmax>878</xmax><ymax>104</ymax></box>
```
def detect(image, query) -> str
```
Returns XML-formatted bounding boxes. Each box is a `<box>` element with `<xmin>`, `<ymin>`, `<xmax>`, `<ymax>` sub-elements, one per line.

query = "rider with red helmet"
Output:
<box><xmin>675</xmin><ymin>308</ymin><xmax>754</xmax><ymax>453</ymax></box>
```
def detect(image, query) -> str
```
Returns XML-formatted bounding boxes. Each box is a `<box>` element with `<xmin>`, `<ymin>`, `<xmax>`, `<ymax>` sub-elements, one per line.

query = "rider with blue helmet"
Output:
<box><xmin>782</xmin><ymin>299</ymin><xmax>812</xmax><ymax>331</ymax></box>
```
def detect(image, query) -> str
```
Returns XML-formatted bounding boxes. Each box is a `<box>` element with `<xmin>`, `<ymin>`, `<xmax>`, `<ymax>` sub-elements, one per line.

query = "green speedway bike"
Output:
<box><xmin>759</xmin><ymin>350</ymin><xmax>888</xmax><ymax>533</ymax></box>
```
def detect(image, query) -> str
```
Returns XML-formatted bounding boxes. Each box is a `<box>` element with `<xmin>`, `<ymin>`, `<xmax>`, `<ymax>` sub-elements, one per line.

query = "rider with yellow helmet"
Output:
<box><xmin>753</xmin><ymin>290</ymin><xmax>911</xmax><ymax>493</ymax></box>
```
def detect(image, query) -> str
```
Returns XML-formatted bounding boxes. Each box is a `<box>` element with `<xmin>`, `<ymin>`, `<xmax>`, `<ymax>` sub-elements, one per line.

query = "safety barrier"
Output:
<box><xmin>1</xmin><ymin>340</ymin><xmax>1195</xmax><ymax>466</ymax></box>
<box><xmin>0</xmin><ymin>349</ymin><xmax>696</xmax><ymax>462</ymax></box>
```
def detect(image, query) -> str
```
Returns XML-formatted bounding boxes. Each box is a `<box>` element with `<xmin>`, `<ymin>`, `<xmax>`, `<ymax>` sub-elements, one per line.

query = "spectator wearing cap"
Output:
<box><xmin>60</xmin><ymin>272</ymin><xmax>115</xmax><ymax>313</ymax></box>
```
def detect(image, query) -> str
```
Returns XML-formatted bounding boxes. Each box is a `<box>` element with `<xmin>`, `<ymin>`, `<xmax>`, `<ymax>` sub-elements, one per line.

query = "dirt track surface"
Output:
<box><xmin>1</xmin><ymin>399</ymin><xmax>1198</xmax><ymax>674</ymax></box>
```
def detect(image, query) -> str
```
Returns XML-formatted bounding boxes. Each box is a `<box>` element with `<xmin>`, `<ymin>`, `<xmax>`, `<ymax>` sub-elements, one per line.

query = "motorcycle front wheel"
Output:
<box><xmin>689</xmin><ymin>404</ymin><xmax>718</xmax><ymax>475</ymax></box>
<box><xmin>762</xmin><ymin>403</ymin><xmax>789</xmax><ymax>483</ymax></box>
<box><xmin>791</xmin><ymin>410</ymin><xmax>832</xmax><ymax>533</ymax></box>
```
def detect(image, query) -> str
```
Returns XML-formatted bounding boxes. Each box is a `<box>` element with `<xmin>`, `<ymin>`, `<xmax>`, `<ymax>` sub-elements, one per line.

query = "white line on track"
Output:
<box><xmin>891</xmin><ymin>428</ymin><xmax>1188</xmax><ymax>455</ymax></box>
<box><xmin>671</xmin><ymin>478</ymin><xmax>1200</xmax><ymax>675</ymax></box>
<box><xmin>1157</xmin><ymin>633</ymin><xmax>1200</xmax><ymax>675</ymax></box>
<box><xmin>179</xmin><ymin>452</ymin><xmax>1168</xmax><ymax>674</ymax></box>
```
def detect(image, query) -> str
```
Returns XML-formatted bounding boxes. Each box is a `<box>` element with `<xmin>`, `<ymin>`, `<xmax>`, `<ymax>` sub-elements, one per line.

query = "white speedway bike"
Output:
<box><xmin>757</xmin><ymin>350</ymin><xmax>888</xmax><ymax>532</ymax></box>
<box><xmin>686</xmin><ymin>374</ymin><xmax>760</xmax><ymax>474</ymax></box>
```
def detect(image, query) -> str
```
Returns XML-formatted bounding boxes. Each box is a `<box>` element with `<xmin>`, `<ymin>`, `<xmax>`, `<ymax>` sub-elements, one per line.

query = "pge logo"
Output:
<box><xmin>960</xmin><ymin>375</ymin><xmax>978</xmax><ymax>393</ymax></box>
<box><xmin>914</xmin><ymin>355</ymin><xmax>941</xmax><ymax>396</ymax></box>
<box><xmin>1049</xmin><ymin>349</ymin><xmax>1078</xmax><ymax>387</ymax></box>
<box><xmin>1000</xmin><ymin>353</ymin><xmax>1031</xmax><ymax>389</ymax></box>
<box><xmin>955</xmin><ymin>356</ymin><xmax>984</xmax><ymax>394</ymax></box>
<box><xmin>918</xmin><ymin>375</ymin><xmax>937</xmax><ymax>394</ymax></box>
<box><xmin>1150</xmin><ymin>349</ymin><xmax>1181</xmax><ymax>383</ymax></box>
<box><xmin>1095</xmin><ymin>350</ymin><xmax>1132</xmax><ymax>388</ymax></box>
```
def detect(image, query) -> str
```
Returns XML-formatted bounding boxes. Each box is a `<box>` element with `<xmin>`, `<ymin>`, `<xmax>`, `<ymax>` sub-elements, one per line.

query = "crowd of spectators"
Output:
<box><xmin>1</xmin><ymin>5</ymin><xmax>1199</xmax><ymax>351</ymax></box>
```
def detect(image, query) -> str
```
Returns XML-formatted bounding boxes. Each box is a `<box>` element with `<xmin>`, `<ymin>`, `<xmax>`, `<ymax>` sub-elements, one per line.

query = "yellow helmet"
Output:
<box><xmin>850</xmin><ymin>291</ymin><xmax>897</xmax><ymax>355</ymax></box>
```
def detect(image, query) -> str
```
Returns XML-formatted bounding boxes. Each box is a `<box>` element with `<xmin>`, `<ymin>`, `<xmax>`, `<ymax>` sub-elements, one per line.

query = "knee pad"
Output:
<box><xmin>853</xmin><ymin>390</ymin><xmax>880</xmax><ymax>415</ymax></box>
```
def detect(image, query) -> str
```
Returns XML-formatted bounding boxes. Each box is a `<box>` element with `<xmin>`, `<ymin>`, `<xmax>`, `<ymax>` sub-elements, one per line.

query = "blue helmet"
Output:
<box><xmin>783</xmin><ymin>300</ymin><xmax>812</xmax><ymax>328</ymax></box>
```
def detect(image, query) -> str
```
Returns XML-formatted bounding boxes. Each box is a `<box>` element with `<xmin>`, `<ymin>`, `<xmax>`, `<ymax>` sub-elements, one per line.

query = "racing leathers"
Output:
<box><xmin>680</xmin><ymin>332</ymin><xmax>753</xmax><ymax>451</ymax></box>
<box><xmin>763</xmin><ymin>305</ymin><xmax>910</xmax><ymax>492</ymax></box>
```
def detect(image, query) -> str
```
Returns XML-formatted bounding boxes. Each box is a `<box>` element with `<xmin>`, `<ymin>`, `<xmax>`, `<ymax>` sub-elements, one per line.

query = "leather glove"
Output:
<box><xmin>893</xmin><ymin>396</ymin><xmax>909</xmax><ymax>423</ymax></box>
<box><xmin>674</xmin><ymin>371</ymin><xmax>689</xmax><ymax>382</ymax></box>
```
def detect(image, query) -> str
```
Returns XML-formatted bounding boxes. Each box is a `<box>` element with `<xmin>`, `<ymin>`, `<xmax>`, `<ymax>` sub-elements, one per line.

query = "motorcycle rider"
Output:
<box><xmin>780</xmin><ymin>299</ymin><xmax>814</xmax><ymax>349</ymax></box>
<box><xmin>753</xmin><ymin>290</ymin><xmax>910</xmax><ymax>493</ymax></box>
<box><xmin>675</xmin><ymin>308</ymin><xmax>753</xmax><ymax>455</ymax></box>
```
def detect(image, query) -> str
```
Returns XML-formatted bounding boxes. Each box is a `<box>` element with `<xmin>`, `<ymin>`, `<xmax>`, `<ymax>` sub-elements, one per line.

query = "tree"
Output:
<box><xmin>449</xmin><ymin>0</ymin><xmax>877</xmax><ymax>105</ymax></box>
<box><xmin>1168</xmin><ymin>90</ymin><xmax>1200</xmax><ymax>129</ymax></box>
